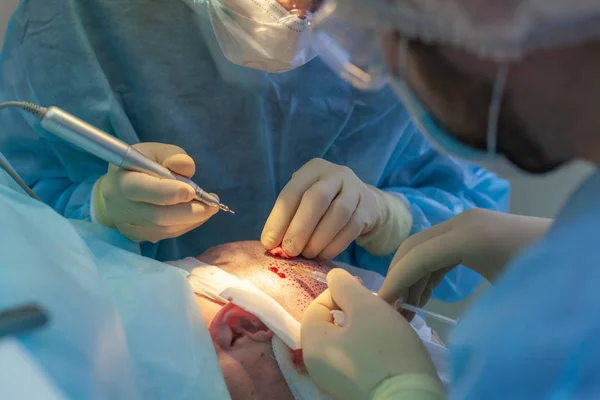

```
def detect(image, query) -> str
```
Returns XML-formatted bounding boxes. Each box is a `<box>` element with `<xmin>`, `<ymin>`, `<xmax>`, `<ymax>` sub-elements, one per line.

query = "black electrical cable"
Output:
<box><xmin>0</xmin><ymin>101</ymin><xmax>48</xmax><ymax>200</ymax></box>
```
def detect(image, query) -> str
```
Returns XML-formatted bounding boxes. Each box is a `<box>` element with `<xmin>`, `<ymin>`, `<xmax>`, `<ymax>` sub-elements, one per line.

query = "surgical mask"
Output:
<box><xmin>185</xmin><ymin>0</ymin><xmax>318</xmax><ymax>73</ymax></box>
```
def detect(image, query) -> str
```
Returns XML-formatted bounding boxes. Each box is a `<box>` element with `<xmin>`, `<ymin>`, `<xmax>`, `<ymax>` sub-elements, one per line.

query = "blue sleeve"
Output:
<box><xmin>0</xmin><ymin>1</ymin><xmax>119</xmax><ymax>220</ymax></box>
<box><xmin>0</xmin><ymin>104</ymin><xmax>105</xmax><ymax>221</ymax></box>
<box><xmin>338</xmin><ymin>124</ymin><xmax>510</xmax><ymax>302</ymax></box>
<box><xmin>450</xmin><ymin>218</ymin><xmax>600</xmax><ymax>399</ymax></box>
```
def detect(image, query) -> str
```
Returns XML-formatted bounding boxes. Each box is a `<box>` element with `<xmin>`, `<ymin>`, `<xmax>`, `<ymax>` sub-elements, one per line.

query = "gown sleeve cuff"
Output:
<box><xmin>371</xmin><ymin>374</ymin><xmax>446</xmax><ymax>400</ymax></box>
<box><xmin>90</xmin><ymin>178</ymin><xmax>101</xmax><ymax>224</ymax></box>
<box><xmin>356</xmin><ymin>186</ymin><xmax>413</xmax><ymax>256</ymax></box>
<box><xmin>90</xmin><ymin>176</ymin><xmax>114</xmax><ymax>228</ymax></box>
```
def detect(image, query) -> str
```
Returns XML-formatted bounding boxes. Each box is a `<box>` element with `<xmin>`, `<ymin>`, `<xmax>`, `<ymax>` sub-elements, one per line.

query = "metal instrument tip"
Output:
<box><xmin>219</xmin><ymin>204</ymin><xmax>235</xmax><ymax>214</ymax></box>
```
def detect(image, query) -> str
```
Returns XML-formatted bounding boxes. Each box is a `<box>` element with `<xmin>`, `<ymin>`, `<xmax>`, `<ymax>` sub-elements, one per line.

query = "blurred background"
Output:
<box><xmin>0</xmin><ymin>0</ymin><xmax>595</xmax><ymax>339</ymax></box>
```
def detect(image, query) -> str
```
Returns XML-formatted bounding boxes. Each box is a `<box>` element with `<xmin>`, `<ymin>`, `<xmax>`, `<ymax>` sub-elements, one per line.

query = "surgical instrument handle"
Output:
<box><xmin>39</xmin><ymin>107</ymin><xmax>232</xmax><ymax>212</ymax></box>
<box><xmin>0</xmin><ymin>304</ymin><xmax>48</xmax><ymax>340</ymax></box>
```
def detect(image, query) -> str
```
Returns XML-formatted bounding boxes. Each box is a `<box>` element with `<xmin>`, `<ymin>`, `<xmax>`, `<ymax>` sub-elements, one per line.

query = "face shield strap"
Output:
<box><xmin>386</xmin><ymin>37</ymin><xmax>418</xmax><ymax>111</ymax></box>
<box><xmin>398</xmin><ymin>37</ymin><xmax>410</xmax><ymax>80</ymax></box>
<box><xmin>486</xmin><ymin>63</ymin><xmax>510</xmax><ymax>154</ymax></box>
<box><xmin>0</xmin><ymin>155</ymin><xmax>40</xmax><ymax>201</ymax></box>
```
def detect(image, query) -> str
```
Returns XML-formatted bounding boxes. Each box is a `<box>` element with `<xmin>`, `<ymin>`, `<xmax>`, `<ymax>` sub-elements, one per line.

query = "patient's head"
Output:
<box><xmin>195</xmin><ymin>241</ymin><xmax>334</xmax><ymax>400</ymax></box>
<box><xmin>199</xmin><ymin>241</ymin><xmax>333</xmax><ymax>321</ymax></box>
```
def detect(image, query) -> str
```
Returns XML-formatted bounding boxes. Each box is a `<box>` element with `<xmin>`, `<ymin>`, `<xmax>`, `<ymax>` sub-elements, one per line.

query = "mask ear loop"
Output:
<box><xmin>398</xmin><ymin>36</ymin><xmax>410</xmax><ymax>81</ymax></box>
<box><xmin>487</xmin><ymin>63</ymin><xmax>510</xmax><ymax>154</ymax></box>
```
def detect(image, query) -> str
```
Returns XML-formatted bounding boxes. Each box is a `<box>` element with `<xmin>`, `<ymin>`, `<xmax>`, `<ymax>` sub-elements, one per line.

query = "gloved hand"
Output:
<box><xmin>301</xmin><ymin>269</ymin><xmax>443</xmax><ymax>400</ymax></box>
<box><xmin>261</xmin><ymin>158</ymin><xmax>412</xmax><ymax>260</ymax></box>
<box><xmin>93</xmin><ymin>142</ymin><xmax>219</xmax><ymax>243</ymax></box>
<box><xmin>378</xmin><ymin>208</ymin><xmax>553</xmax><ymax>312</ymax></box>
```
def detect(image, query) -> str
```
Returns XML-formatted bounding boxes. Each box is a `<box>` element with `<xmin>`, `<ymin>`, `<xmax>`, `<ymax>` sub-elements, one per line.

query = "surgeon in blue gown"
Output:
<box><xmin>0</xmin><ymin>0</ymin><xmax>508</xmax><ymax>301</ymax></box>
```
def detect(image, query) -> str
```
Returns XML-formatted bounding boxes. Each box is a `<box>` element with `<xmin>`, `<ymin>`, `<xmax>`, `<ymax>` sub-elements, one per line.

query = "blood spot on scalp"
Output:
<box><xmin>268</xmin><ymin>266</ymin><xmax>288</xmax><ymax>279</ymax></box>
<box><xmin>268</xmin><ymin>246</ymin><xmax>293</xmax><ymax>259</ymax></box>
<box><xmin>290</xmin><ymin>349</ymin><xmax>307</xmax><ymax>375</ymax></box>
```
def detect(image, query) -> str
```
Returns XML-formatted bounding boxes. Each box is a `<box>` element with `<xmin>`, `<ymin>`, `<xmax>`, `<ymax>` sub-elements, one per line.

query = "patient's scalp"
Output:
<box><xmin>197</xmin><ymin>241</ymin><xmax>334</xmax><ymax>320</ymax></box>
<box><xmin>265</xmin><ymin>258</ymin><xmax>328</xmax><ymax>305</ymax></box>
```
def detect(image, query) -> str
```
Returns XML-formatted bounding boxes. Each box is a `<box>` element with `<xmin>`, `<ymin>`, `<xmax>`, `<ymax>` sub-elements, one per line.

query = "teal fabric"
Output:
<box><xmin>0</xmin><ymin>157</ymin><xmax>230</xmax><ymax>399</ymax></box>
<box><xmin>451</xmin><ymin>169</ymin><xmax>600</xmax><ymax>399</ymax></box>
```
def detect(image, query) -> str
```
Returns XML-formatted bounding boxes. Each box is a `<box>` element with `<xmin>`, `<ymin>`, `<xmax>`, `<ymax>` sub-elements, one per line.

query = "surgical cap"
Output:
<box><xmin>317</xmin><ymin>0</ymin><xmax>600</xmax><ymax>60</ymax></box>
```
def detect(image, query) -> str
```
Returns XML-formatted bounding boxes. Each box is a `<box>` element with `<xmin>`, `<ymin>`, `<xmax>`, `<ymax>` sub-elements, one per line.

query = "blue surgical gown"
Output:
<box><xmin>451</xmin><ymin>169</ymin><xmax>600</xmax><ymax>398</ymax></box>
<box><xmin>0</xmin><ymin>154</ymin><xmax>231</xmax><ymax>399</ymax></box>
<box><xmin>0</xmin><ymin>0</ymin><xmax>509</xmax><ymax>301</ymax></box>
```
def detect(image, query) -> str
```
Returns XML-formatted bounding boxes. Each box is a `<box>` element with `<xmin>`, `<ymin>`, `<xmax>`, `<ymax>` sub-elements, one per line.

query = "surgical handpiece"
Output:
<box><xmin>6</xmin><ymin>103</ymin><xmax>234</xmax><ymax>214</ymax></box>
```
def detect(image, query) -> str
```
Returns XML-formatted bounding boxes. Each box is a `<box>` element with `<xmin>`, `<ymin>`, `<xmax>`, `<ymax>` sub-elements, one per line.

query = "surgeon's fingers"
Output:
<box><xmin>134</xmin><ymin>200</ymin><xmax>218</xmax><ymax>227</ymax></box>
<box><xmin>317</xmin><ymin>199</ymin><xmax>371</xmax><ymax>260</ymax></box>
<box><xmin>114</xmin><ymin>169</ymin><xmax>196</xmax><ymax>206</ymax></box>
<box><xmin>120</xmin><ymin>220</ymin><xmax>205</xmax><ymax>243</ymax></box>
<box><xmin>382</xmin><ymin>223</ymin><xmax>451</xmax><ymax>306</ymax></box>
<box><xmin>162</xmin><ymin>153</ymin><xmax>196</xmax><ymax>179</ymax></box>
<box><xmin>401</xmin><ymin>274</ymin><xmax>430</xmax><ymax>321</ymax></box>
<box><xmin>302</xmin><ymin>188</ymin><xmax>359</xmax><ymax>259</ymax></box>
<box><xmin>281</xmin><ymin>178</ymin><xmax>343</xmax><ymax>257</ymax></box>
<box><xmin>378</xmin><ymin>230</ymin><xmax>463</xmax><ymax>303</ymax></box>
<box><xmin>119</xmin><ymin>214</ymin><xmax>211</xmax><ymax>243</ymax></box>
<box><xmin>400</xmin><ymin>266</ymin><xmax>454</xmax><ymax>320</ymax></box>
<box><xmin>407</xmin><ymin>274</ymin><xmax>430</xmax><ymax>307</ymax></box>
<box><xmin>133</xmin><ymin>142</ymin><xmax>195</xmax><ymax>173</ymax></box>
<box><xmin>261</xmin><ymin>174</ymin><xmax>322</xmax><ymax>251</ymax></box>
<box><xmin>416</xmin><ymin>267</ymin><xmax>453</xmax><ymax>308</ymax></box>
<box><xmin>327</xmin><ymin>269</ymin><xmax>378</xmax><ymax>316</ymax></box>
<box><xmin>316</xmin><ymin>219</ymin><xmax>362</xmax><ymax>261</ymax></box>
<box><xmin>387</xmin><ymin>221</ymin><xmax>453</xmax><ymax>272</ymax></box>
<box><xmin>302</xmin><ymin>289</ymin><xmax>339</xmax><ymax>343</ymax></box>
<box><xmin>110</xmin><ymin>205</ymin><xmax>211</xmax><ymax>242</ymax></box>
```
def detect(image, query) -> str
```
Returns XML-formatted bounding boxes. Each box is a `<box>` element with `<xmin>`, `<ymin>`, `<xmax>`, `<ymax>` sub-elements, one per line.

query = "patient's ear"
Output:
<box><xmin>211</xmin><ymin>303</ymin><xmax>273</xmax><ymax>349</ymax></box>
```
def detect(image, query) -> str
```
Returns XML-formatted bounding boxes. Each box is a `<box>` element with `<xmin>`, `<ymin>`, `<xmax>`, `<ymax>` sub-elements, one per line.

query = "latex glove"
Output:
<box><xmin>301</xmin><ymin>269</ymin><xmax>442</xmax><ymax>400</ymax></box>
<box><xmin>378</xmin><ymin>208</ymin><xmax>553</xmax><ymax>312</ymax></box>
<box><xmin>261</xmin><ymin>158</ymin><xmax>412</xmax><ymax>260</ymax></box>
<box><xmin>93</xmin><ymin>143</ymin><xmax>219</xmax><ymax>243</ymax></box>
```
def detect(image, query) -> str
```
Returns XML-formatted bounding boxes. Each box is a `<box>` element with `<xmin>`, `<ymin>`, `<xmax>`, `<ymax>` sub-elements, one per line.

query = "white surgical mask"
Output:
<box><xmin>185</xmin><ymin>0</ymin><xmax>318</xmax><ymax>73</ymax></box>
